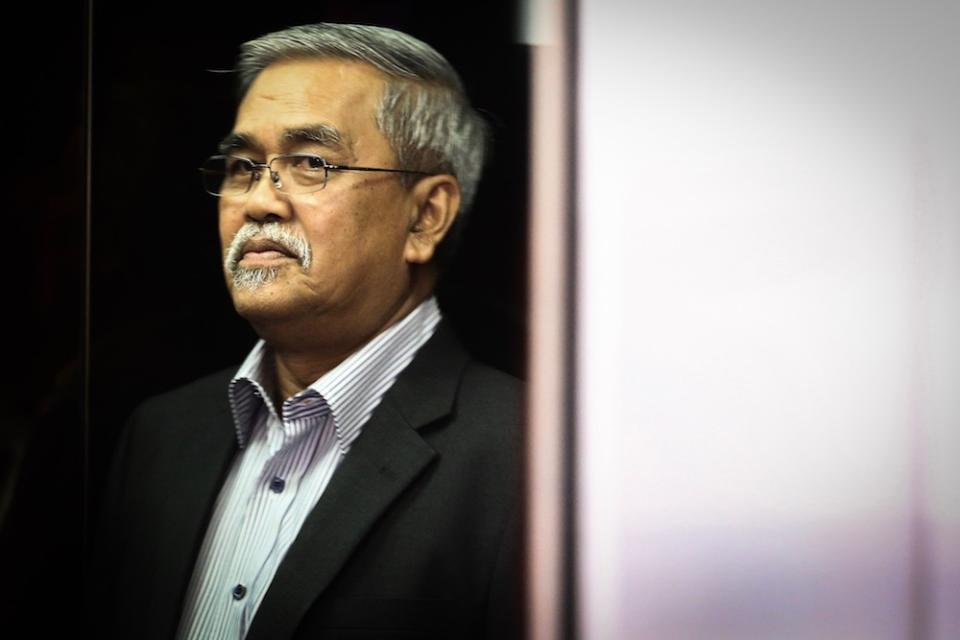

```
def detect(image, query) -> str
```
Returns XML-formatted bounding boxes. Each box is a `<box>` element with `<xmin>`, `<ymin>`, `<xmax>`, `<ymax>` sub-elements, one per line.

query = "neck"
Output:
<box><xmin>263</xmin><ymin>287</ymin><xmax>433</xmax><ymax>403</ymax></box>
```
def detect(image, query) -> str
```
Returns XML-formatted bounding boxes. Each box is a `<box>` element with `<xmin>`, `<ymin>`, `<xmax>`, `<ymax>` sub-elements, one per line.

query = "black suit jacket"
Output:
<box><xmin>92</xmin><ymin>324</ymin><xmax>523</xmax><ymax>639</ymax></box>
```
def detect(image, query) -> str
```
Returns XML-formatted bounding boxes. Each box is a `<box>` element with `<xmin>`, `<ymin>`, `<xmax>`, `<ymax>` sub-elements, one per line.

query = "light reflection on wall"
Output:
<box><xmin>575</xmin><ymin>1</ymin><xmax>959</xmax><ymax>638</ymax></box>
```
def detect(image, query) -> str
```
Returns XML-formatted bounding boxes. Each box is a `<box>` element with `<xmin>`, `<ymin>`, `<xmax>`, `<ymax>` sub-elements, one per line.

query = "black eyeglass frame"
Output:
<box><xmin>199</xmin><ymin>153</ymin><xmax>435</xmax><ymax>197</ymax></box>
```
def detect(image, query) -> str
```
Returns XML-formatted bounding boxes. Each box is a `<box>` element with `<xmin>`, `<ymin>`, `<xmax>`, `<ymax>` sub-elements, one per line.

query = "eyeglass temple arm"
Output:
<box><xmin>325</xmin><ymin>163</ymin><xmax>434</xmax><ymax>176</ymax></box>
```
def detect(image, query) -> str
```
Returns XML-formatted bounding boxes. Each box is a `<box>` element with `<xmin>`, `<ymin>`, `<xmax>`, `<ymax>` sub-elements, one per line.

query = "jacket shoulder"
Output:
<box><xmin>457</xmin><ymin>360</ymin><xmax>523</xmax><ymax>419</ymax></box>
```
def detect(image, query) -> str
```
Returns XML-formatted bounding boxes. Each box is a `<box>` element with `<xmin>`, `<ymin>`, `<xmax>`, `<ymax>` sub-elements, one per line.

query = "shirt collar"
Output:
<box><xmin>228</xmin><ymin>297</ymin><xmax>442</xmax><ymax>451</ymax></box>
<box><xmin>227</xmin><ymin>341</ymin><xmax>274</xmax><ymax>447</ymax></box>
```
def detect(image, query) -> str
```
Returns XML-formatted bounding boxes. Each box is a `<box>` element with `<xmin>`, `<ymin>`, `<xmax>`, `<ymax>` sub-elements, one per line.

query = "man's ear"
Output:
<box><xmin>404</xmin><ymin>174</ymin><xmax>461</xmax><ymax>265</ymax></box>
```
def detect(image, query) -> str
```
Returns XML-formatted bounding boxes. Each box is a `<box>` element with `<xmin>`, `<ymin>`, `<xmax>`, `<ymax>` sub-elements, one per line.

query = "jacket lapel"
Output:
<box><xmin>147</xmin><ymin>373</ymin><xmax>238</xmax><ymax>636</ymax></box>
<box><xmin>246</xmin><ymin>324</ymin><xmax>468</xmax><ymax>640</ymax></box>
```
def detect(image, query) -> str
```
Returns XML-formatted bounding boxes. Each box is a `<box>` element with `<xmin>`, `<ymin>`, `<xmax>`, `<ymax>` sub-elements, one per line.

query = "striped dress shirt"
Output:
<box><xmin>176</xmin><ymin>298</ymin><xmax>441</xmax><ymax>639</ymax></box>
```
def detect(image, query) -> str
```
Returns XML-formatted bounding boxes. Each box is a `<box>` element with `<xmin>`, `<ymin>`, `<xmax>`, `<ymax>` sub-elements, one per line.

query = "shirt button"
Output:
<box><xmin>232</xmin><ymin>584</ymin><xmax>247</xmax><ymax>600</ymax></box>
<box><xmin>269</xmin><ymin>477</ymin><xmax>286</xmax><ymax>493</ymax></box>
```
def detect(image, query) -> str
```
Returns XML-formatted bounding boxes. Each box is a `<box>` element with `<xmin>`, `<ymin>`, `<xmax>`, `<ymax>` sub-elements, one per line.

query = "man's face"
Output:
<box><xmin>218</xmin><ymin>58</ymin><xmax>419</xmax><ymax>335</ymax></box>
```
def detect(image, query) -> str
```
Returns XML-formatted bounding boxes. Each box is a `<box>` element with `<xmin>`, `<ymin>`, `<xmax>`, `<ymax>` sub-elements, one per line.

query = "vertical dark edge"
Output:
<box><xmin>81</xmin><ymin>0</ymin><xmax>94</xmax><ymax>563</ymax></box>
<box><xmin>562</xmin><ymin>0</ymin><xmax>579</xmax><ymax>638</ymax></box>
<box><xmin>514</xmin><ymin>6</ymin><xmax>531</xmax><ymax>637</ymax></box>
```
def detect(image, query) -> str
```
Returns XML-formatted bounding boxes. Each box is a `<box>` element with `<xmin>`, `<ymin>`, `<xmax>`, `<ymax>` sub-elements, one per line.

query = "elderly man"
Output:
<box><xmin>93</xmin><ymin>24</ymin><xmax>522</xmax><ymax>640</ymax></box>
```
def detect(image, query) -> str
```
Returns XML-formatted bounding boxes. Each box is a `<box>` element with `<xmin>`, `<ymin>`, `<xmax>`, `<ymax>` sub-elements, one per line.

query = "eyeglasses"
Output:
<box><xmin>199</xmin><ymin>153</ymin><xmax>434</xmax><ymax>197</ymax></box>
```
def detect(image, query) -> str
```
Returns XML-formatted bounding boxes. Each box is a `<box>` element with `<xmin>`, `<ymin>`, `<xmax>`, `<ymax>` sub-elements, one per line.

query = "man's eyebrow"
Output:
<box><xmin>281</xmin><ymin>124</ymin><xmax>350</xmax><ymax>153</ymax></box>
<box><xmin>217</xmin><ymin>132</ymin><xmax>259</xmax><ymax>155</ymax></box>
<box><xmin>216</xmin><ymin>125</ymin><xmax>352</xmax><ymax>156</ymax></box>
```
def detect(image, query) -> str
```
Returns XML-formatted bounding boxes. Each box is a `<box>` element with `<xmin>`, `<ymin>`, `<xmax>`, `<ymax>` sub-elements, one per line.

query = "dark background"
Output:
<box><xmin>1</xmin><ymin>1</ymin><xmax>528</xmax><ymax>629</ymax></box>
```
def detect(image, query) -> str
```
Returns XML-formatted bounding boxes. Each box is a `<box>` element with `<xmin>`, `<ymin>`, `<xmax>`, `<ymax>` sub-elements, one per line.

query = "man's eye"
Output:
<box><xmin>290</xmin><ymin>155</ymin><xmax>326</xmax><ymax>171</ymax></box>
<box><xmin>225</xmin><ymin>158</ymin><xmax>255</xmax><ymax>176</ymax></box>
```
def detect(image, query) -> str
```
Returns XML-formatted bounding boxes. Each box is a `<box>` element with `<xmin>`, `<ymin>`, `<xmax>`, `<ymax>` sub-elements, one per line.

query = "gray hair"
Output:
<box><xmin>235</xmin><ymin>24</ymin><xmax>488</xmax><ymax>244</ymax></box>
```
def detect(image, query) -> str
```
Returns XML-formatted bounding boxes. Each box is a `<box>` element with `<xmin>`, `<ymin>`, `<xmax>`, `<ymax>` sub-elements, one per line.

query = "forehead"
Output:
<box><xmin>232</xmin><ymin>58</ymin><xmax>387</xmax><ymax>153</ymax></box>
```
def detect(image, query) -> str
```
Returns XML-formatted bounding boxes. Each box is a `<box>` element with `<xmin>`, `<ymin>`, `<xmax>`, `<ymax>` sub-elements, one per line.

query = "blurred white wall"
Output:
<box><xmin>575</xmin><ymin>1</ymin><xmax>959</xmax><ymax>638</ymax></box>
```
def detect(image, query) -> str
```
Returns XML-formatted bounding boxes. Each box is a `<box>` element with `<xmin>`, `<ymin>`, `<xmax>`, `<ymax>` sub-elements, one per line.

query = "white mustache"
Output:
<box><xmin>224</xmin><ymin>222</ymin><xmax>312</xmax><ymax>273</ymax></box>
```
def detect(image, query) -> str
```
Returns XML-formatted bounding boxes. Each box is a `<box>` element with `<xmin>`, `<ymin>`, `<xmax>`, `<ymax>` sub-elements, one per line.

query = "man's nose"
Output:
<box><xmin>243</xmin><ymin>171</ymin><xmax>293</xmax><ymax>224</ymax></box>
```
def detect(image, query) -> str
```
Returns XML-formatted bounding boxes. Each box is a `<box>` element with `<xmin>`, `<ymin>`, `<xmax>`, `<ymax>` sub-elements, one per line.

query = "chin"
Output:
<box><xmin>229</xmin><ymin>264</ymin><xmax>284</xmax><ymax>291</ymax></box>
<box><xmin>228</xmin><ymin>269</ymin><xmax>309</xmax><ymax>320</ymax></box>
<box><xmin>232</xmin><ymin>291</ymin><xmax>306</xmax><ymax>322</ymax></box>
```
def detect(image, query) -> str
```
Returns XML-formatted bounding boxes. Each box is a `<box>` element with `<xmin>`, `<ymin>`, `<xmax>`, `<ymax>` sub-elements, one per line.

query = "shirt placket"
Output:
<box><xmin>241</xmin><ymin>396</ymin><xmax>329</xmax><ymax>629</ymax></box>
<box><xmin>226</xmin><ymin>410</ymin><xmax>297</xmax><ymax>632</ymax></box>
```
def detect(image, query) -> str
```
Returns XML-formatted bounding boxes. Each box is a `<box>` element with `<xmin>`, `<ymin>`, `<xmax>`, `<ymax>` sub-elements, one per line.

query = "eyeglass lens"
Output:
<box><xmin>201</xmin><ymin>155</ymin><xmax>329</xmax><ymax>196</ymax></box>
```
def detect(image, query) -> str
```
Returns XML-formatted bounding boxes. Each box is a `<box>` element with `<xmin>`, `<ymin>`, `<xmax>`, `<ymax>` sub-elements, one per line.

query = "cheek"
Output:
<box><xmin>303</xmin><ymin>194</ymin><xmax>368</xmax><ymax>248</ymax></box>
<box><xmin>344</xmin><ymin>186</ymin><xmax>411</xmax><ymax>243</ymax></box>
<box><xmin>218</xmin><ymin>204</ymin><xmax>243</xmax><ymax>253</ymax></box>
